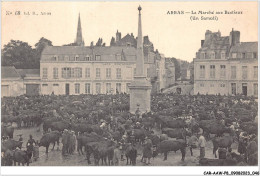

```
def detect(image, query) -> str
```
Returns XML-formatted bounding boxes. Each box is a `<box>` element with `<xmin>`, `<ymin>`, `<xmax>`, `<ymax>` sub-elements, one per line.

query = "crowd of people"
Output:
<box><xmin>1</xmin><ymin>93</ymin><xmax>258</xmax><ymax>166</ymax></box>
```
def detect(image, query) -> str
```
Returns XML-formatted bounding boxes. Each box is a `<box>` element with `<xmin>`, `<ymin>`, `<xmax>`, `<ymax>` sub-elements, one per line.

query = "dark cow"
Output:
<box><xmin>165</xmin><ymin>119</ymin><xmax>187</xmax><ymax>129</ymax></box>
<box><xmin>240</xmin><ymin>122</ymin><xmax>257</xmax><ymax>135</ymax></box>
<box><xmin>39</xmin><ymin>131</ymin><xmax>61</xmax><ymax>153</ymax></box>
<box><xmin>212</xmin><ymin>136</ymin><xmax>233</xmax><ymax>158</ymax></box>
<box><xmin>199</xmin><ymin>120</ymin><xmax>231</xmax><ymax>138</ymax></box>
<box><xmin>1</xmin><ymin>125</ymin><xmax>14</xmax><ymax>139</ymax></box>
<box><xmin>2</xmin><ymin>139</ymin><xmax>23</xmax><ymax>152</ymax></box>
<box><xmin>162</xmin><ymin>128</ymin><xmax>191</xmax><ymax>140</ymax></box>
<box><xmin>13</xmin><ymin>149</ymin><xmax>30</xmax><ymax>166</ymax></box>
<box><xmin>156</xmin><ymin>139</ymin><xmax>186</xmax><ymax>161</ymax></box>
<box><xmin>199</xmin><ymin>158</ymin><xmax>225</xmax><ymax>166</ymax></box>
<box><xmin>1</xmin><ymin>149</ymin><xmax>14</xmax><ymax>166</ymax></box>
<box><xmin>246</xmin><ymin>140</ymin><xmax>257</xmax><ymax>165</ymax></box>
<box><xmin>50</xmin><ymin>121</ymin><xmax>70</xmax><ymax>132</ymax></box>
<box><xmin>125</xmin><ymin>143</ymin><xmax>137</xmax><ymax>165</ymax></box>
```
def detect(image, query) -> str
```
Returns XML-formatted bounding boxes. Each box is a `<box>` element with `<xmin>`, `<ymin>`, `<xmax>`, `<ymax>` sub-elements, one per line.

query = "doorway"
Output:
<box><xmin>65</xmin><ymin>84</ymin><xmax>70</xmax><ymax>95</ymax></box>
<box><xmin>242</xmin><ymin>83</ymin><xmax>247</xmax><ymax>96</ymax></box>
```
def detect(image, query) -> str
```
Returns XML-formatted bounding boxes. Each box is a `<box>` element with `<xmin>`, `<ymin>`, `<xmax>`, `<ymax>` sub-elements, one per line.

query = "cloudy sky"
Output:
<box><xmin>2</xmin><ymin>1</ymin><xmax>258</xmax><ymax>62</ymax></box>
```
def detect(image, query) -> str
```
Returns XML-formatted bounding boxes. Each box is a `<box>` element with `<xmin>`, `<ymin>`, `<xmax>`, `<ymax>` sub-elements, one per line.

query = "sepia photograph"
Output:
<box><xmin>1</xmin><ymin>1</ymin><xmax>259</xmax><ymax>175</ymax></box>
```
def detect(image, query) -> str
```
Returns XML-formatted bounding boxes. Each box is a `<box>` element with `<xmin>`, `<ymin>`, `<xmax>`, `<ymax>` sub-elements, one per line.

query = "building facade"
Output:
<box><xmin>39</xmin><ymin>14</ymin><xmax>167</xmax><ymax>95</ymax></box>
<box><xmin>194</xmin><ymin>29</ymin><xmax>258</xmax><ymax>96</ymax></box>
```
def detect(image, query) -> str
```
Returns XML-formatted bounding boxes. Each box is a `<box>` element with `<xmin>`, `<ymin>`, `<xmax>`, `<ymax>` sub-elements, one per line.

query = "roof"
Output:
<box><xmin>230</xmin><ymin>42</ymin><xmax>258</xmax><ymax>53</ymax></box>
<box><xmin>42</xmin><ymin>46</ymin><xmax>136</xmax><ymax>55</ymax></box>
<box><xmin>200</xmin><ymin>36</ymin><xmax>230</xmax><ymax>51</ymax></box>
<box><xmin>16</xmin><ymin>69</ymin><xmax>40</xmax><ymax>77</ymax></box>
<box><xmin>1</xmin><ymin>66</ymin><xmax>21</xmax><ymax>79</ymax></box>
<box><xmin>41</xmin><ymin>46</ymin><xmax>137</xmax><ymax>61</ymax></box>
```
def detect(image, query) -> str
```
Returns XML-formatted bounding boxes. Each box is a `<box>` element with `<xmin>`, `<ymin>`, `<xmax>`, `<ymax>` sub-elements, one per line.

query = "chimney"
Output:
<box><xmin>116</xmin><ymin>30</ymin><xmax>121</xmax><ymax>42</ymax></box>
<box><xmin>201</xmin><ymin>40</ymin><xmax>205</xmax><ymax>47</ymax></box>
<box><xmin>229</xmin><ymin>28</ymin><xmax>240</xmax><ymax>46</ymax></box>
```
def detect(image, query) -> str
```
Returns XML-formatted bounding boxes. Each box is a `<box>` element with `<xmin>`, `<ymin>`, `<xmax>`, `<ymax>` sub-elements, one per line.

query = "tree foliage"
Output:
<box><xmin>2</xmin><ymin>38</ymin><xmax>52</xmax><ymax>69</ymax></box>
<box><xmin>166</xmin><ymin>57</ymin><xmax>181</xmax><ymax>80</ymax></box>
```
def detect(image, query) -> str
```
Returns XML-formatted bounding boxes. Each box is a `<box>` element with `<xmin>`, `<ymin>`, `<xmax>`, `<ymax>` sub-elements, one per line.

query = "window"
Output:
<box><xmin>220</xmin><ymin>65</ymin><xmax>226</xmax><ymax>78</ymax></box>
<box><xmin>232</xmin><ymin>53</ymin><xmax>237</xmax><ymax>58</ymax></box>
<box><xmin>254</xmin><ymin>66</ymin><xmax>258</xmax><ymax>78</ymax></box>
<box><xmin>64</xmin><ymin>56</ymin><xmax>69</xmax><ymax>61</ymax></box>
<box><xmin>75</xmin><ymin>83</ymin><xmax>80</xmax><ymax>94</ymax></box>
<box><xmin>42</xmin><ymin>84</ymin><xmax>48</xmax><ymax>87</ymax></box>
<box><xmin>53</xmin><ymin>55</ymin><xmax>58</xmax><ymax>61</ymax></box>
<box><xmin>69</xmin><ymin>56</ymin><xmax>75</xmax><ymax>61</ymax></box>
<box><xmin>62</xmin><ymin>68</ymin><xmax>71</xmax><ymax>78</ymax></box>
<box><xmin>106</xmin><ymin>83</ymin><xmax>111</xmax><ymax>93</ymax></box>
<box><xmin>221</xmin><ymin>52</ymin><xmax>225</xmax><ymax>59</ymax></box>
<box><xmin>231</xmin><ymin>83</ymin><xmax>236</xmax><ymax>95</ymax></box>
<box><xmin>42</xmin><ymin>68</ymin><xmax>48</xmax><ymax>79</ymax></box>
<box><xmin>74</xmin><ymin>68</ymin><xmax>82</xmax><ymax>78</ymax></box>
<box><xmin>53</xmin><ymin>68</ymin><xmax>58</xmax><ymax>79</ymax></box>
<box><xmin>220</xmin><ymin>84</ymin><xmax>225</xmax><ymax>88</ymax></box>
<box><xmin>231</xmin><ymin>66</ymin><xmax>236</xmax><ymax>79</ymax></box>
<box><xmin>96</xmin><ymin>68</ymin><xmax>101</xmax><ymax>78</ymax></box>
<box><xmin>200</xmin><ymin>83</ymin><xmax>204</xmax><ymax>87</ymax></box>
<box><xmin>106</xmin><ymin>68</ymin><xmax>111</xmax><ymax>79</ymax></box>
<box><xmin>134</xmin><ymin>68</ymin><xmax>136</xmax><ymax>76</ymax></box>
<box><xmin>253</xmin><ymin>52</ymin><xmax>257</xmax><ymax>59</ymax></box>
<box><xmin>242</xmin><ymin>53</ymin><xmax>246</xmax><ymax>59</ymax></box>
<box><xmin>210</xmin><ymin>65</ymin><xmax>215</xmax><ymax>78</ymax></box>
<box><xmin>211</xmin><ymin>52</ymin><xmax>215</xmax><ymax>59</ymax></box>
<box><xmin>210</xmin><ymin>84</ymin><xmax>214</xmax><ymax>87</ymax></box>
<box><xmin>116</xmin><ymin>83</ymin><xmax>121</xmax><ymax>93</ymax></box>
<box><xmin>254</xmin><ymin>83</ymin><xmax>258</xmax><ymax>95</ymax></box>
<box><xmin>95</xmin><ymin>55</ymin><xmax>101</xmax><ymax>61</ymax></box>
<box><xmin>85</xmin><ymin>55</ymin><xmax>90</xmax><ymax>61</ymax></box>
<box><xmin>53</xmin><ymin>84</ymin><xmax>59</xmax><ymax>86</ymax></box>
<box><xmin>126</xmin><ymin>83</ymin><xmax>130</xmax><ymax>93</ymax></box>
<box><xmin>201</xmin><ymin>52</ymin><xmax>206</xmax><ymax>59</ymax></box>
<box><xmin>85</xmin><ymin>83</ymin><xmax>90</xmax><ymax>94</ymax></box>
<box><xmin>116</xmin><ymin>54</ymin><xmax>121</xmax><ymax>61</ymax></box>
<box><xmin>116</xmin><ymin>68</ymin><xmax>121</xmax><ymax>79</ymax></box>
<box><xmin>96</xmin><ymin>83</ymin><xmax>101</xmax><ymax>94</ymax></box>
<box><xmin>85</xmin><ymin>68</ymin><xmax>90</xmax><ymax>78</ymax></box>
<box><xmin>199</xmin><ymin>65</ymin><xmax>205</xmax><ymax>78</ymax></box>
<box><xmin>242</xmin><ymin>66</ymin><xmax>248</xmax><ymax>79</ymax></box>
<box><xmin>75</xmin><ymin>55</ymin><xmax>80</xmax><ymax>61</ymax></box>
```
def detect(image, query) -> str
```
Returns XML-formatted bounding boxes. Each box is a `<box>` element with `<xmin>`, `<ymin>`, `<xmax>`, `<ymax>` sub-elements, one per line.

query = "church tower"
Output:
<box><xmin>75</xmin><ymin>13</ymin><xmax>84</xmax><ymax>46</ymax></box>
<box><xmin>129</xmin><ymin>6</ymin><xmax>152</xmax><ymax>114</ymax></box>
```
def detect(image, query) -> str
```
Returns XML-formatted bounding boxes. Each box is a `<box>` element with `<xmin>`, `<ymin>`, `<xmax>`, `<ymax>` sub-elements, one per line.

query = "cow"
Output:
<box><xmin>240</xmin><ymin>122</ymin><xmax>257</xmax><ymax>135</ymax></box>
<box><xmin>2</xmin><ymin>139</ymin><xmax>23</xmax><ymax>152</ymax></box>
<box><xmin>246</xmin><ymin>140</ymin><xmax>257</xmax><ymax>165</ymax></box>
<box><xmin>39</xmin><ymin>131</ymin><xmax>61</xmax><ymax>153</ymax></box>
<box><xmin>199</xmin><ymin>158</ymin><xmax>225</xmax><ymax>166</ymax></box>
<box><xmin>212</xmin><ymin>136</ymin><xmax>233</xmax><ymax>158</ymax></box>
<box><xmin>1</xmin><ymin>149</ymin><xmax>14</xmax><ymax>166</ymax></box>
<box><xmin>125</xmin><ymin>143</ymin><xmax>137</xmax><ymax>165</ymax></box>
<box><xmin>13</xmin><ymin>149</ymin><xmax>30</xmax><ymax>166</ymax></box>
<box><xmin>162</xmin><ymin>128</ymin><xmax>191</xmax><ymax>140</ymax></box>
<box><xmin>156</xmin><ymin>139</ymin><xmax>186</xmax><ymax>161</ymax></box>
<box><xmin>1</xmin><ymin>125</ymin><xmax>14</xmax><ymax>139</ymax></box>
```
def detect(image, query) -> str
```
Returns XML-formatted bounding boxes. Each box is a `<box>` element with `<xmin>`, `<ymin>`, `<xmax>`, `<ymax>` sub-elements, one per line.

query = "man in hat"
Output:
<box><xmin>26</xmin><ymin>134</ymin><xmax>36</xmax><ymax>162</ymax></box>
<box><xmin>113</xmin><ymin>143</ymin><xmax>121</xmax><ymax>166</ymax></box>
<box><xmin>198</xmin><ymin>132</ymin><xmax>206</xmax><ymax>159</ymax></box>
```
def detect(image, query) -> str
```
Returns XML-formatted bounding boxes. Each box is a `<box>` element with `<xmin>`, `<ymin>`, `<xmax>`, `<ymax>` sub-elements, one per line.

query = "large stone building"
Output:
<box><xmin>39</xmin><ymin>14</ymin><xmax>167</xmax><ymax>95</ymax></box>
<box><xmin>194</xmin><ymin>29</ymin><xmax>258</xmax><ymax>96</ymax></box>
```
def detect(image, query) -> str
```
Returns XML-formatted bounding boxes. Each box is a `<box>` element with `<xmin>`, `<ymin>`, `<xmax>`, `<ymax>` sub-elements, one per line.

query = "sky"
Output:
<box><xmin>2</xmin><ymin>1</ymin><xmax>258</xmax><ymax>62</ymax></box>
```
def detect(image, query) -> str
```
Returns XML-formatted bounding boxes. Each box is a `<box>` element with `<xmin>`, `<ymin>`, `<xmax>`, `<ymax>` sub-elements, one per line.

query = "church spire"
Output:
<box><xmin>75</xmin><ymin>13</ymin><xmax>84</xmax><ymax>46</ymax></box>
<box><xmin>136</xmin><ymin>5</ymin><xmax>144</xmax><ymax>76</ymax></box>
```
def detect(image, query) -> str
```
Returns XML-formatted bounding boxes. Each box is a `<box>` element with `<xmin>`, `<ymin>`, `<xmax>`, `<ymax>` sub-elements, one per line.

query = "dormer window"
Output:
<box><xmin>85</xmin><ymin>55</ymin><xmax>90</xmax><ymax>61</ymax></box>
<box><xmin>53</xmin><ymin>55</ymin><xmax>58</xmax><ymax>61</ymax></box>
<box><xmin>211</xmin><ymin>52</ymin><xmax>215</xmax><ymax>59</ymax></box>
<box><xmin>64</xmin><ymin>56</ymin><xmax>69</xmax><ymax>61</ymax></box>
<box><xmin>75</xmin><ymin>55</ymin><xmax>80</xmax><ymax>61</ymax></box>
<box><xmin>232</xmin><ymin>53</ymin><xmax>237</xmax><ymax>58</ymax></box>
<box><xmin>116</xmin><ymin>54</ymin><xmax>121</xmax><ymax>61</ymax></box>
<box><xmin>95</xmin><ymin>55</ymin><xmax>101</xmax><ymax>61</ymax></box>
<box><xmin>126</xmin><ymin>43</ymin><xmax>131</xmax><ymax>47</ymax></box>
<box><xmin>253</xmin><ymin>52</ymin><xmax>257</xmax><ymax>59</ymax></box>
<box><xmin>201</xmin><ymin>52</ymin><xmax>206</xmax><ymax>59</ymax></box>
<box><xmin>242</xmin><ymin>53</ymin><xmax>246</xmax><ymax>59</ymax></box>
<box><xmin>221</xmin><ymin>52</ymin><xmax>225</xmax><ymax>59</ymax></box>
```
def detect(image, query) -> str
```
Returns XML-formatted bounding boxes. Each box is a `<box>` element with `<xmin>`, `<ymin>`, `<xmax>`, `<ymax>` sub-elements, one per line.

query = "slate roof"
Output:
<box><xmin>200</xmin><ymin>36</ymin><xmax>230</xmax><ymax>51</ymax></box>
<box><xmin>1</xmin><ymin>66</ymin><xmax>21</xmax><ymax>79</ymax></box>
<box><xmin>230</xmin><ymin>42</ymin><xmax>258</xmax><ymax>53</ymax></box>
<box><xmin>42</xmin><ymin>46</ymin><xmax>136</xmax><ymax>55</ymax></box>
<box><xmin>16</xmin><ymin>69</ymin><xmax>40</xmax><ymax>77</ymax></box>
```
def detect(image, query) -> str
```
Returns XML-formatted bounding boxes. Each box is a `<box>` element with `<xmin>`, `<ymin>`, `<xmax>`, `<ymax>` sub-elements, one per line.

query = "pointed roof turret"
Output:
<box><xmin>75</xmin><ymin>13</ymin><xmax>84</xmax><ymax>46</ymax></box>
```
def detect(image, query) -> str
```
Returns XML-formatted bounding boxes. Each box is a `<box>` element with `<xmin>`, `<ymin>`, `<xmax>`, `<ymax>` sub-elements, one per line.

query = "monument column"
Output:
<box><xmin>129</xmin><ymin>6</ymin><xmax>152</xmax><ymax>114</ymax></box>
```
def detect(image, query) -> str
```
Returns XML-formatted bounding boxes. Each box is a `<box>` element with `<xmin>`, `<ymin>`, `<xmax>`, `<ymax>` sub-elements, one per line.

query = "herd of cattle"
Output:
<box><xmin>1</xmin><ymin>93</ymin><xmax>258</xmax><ymax>166</ymax></box>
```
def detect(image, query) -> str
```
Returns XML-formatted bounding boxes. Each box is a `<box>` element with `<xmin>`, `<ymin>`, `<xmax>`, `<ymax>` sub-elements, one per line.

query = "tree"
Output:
<box><xmin>166</xmin><ymin>57</ymin><xmax>181</xmax><ymax>80</ymax></box>
<box><xmin>2</xmin><ymin>40</ymin><xmax>35</xmax><ymax>68</ymax></box>
<box><xmin>110</xmin><ymin>37</ymin><xmax>116</xmax><ymax>46</ymax></box>
<box><xmin>34</xmin><ymin>37</ymin><xmax>53</xmax><ymax>68</ymax></box>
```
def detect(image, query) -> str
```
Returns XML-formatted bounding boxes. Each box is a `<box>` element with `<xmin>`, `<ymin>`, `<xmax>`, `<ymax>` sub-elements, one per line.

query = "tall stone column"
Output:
<box><xmin>129</xmin><ymin>6</ymin><xmax>152</xmax><ymax>114</ymax></box>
